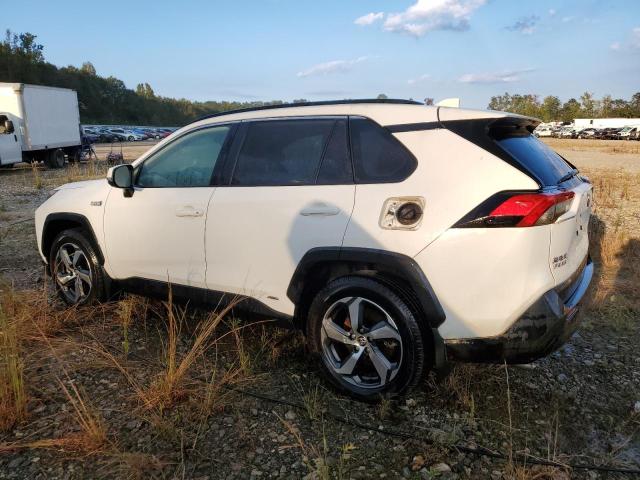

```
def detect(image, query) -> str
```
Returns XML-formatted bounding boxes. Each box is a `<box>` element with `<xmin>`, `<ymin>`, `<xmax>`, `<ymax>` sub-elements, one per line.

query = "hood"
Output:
<box><xmin>54</xmin><ymin>179</ymin><xmax>107</xmax><ymax>191</ymax></box>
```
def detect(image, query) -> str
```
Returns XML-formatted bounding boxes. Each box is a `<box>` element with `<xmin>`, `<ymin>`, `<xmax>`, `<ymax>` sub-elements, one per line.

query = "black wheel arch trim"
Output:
<box><xmin>42</xmin><ymin>212</ymin><xmax>105</xmax><ymax>265</ymax></box>
<box><xmin>287</xmin><ymin>247</ymin><xmax>446</xmax><ymax>328</ymax></box>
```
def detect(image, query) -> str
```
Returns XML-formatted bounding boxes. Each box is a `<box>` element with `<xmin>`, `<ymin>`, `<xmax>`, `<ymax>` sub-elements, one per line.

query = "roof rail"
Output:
<box><xmin>195</xmin><ymin>98</ymin><xmax>424</xmax><ymax>123</ymax></box>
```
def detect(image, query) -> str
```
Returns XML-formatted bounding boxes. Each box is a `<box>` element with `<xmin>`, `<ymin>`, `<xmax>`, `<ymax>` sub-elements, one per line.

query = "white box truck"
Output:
<box><xmin>0</xmin><ymin>83</ymin><xmax>82</xmax><ymax>168</ymax></box>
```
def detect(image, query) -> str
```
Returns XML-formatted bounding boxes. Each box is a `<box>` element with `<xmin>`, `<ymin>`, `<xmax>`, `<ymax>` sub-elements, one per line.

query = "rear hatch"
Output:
<box><xmin>494</xmin><ymin>129</ymin><xmax>592</xmax><ymax>286</ymax></box>
<box><xmin>441</xmin><ymin>111</ymin><xmax>592</xmax><ymax>287</ymax></box>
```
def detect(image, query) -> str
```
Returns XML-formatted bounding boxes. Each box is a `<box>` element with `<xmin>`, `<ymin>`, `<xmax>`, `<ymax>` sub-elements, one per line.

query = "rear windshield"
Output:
<box><xmin>496</xmin><ymin>135</ymin><xmax>573</xmax><ymax>186</ymax></box>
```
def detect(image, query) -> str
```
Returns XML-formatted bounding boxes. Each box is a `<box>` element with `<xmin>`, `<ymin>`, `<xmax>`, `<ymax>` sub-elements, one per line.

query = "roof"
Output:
<box><xmin>197</xmin><ymin>99</ymin><xmax>422</xmax><ymax>122</ymax></box>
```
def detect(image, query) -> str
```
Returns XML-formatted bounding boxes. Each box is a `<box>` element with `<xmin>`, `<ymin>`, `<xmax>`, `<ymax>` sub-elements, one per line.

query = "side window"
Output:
<box><xmin>349</xmin><ymin>117</ymin><xmax>417</xmax><ymax>183</ymax></box>
<box><xmin>316</xmin><ymin>120</ymin><xmax>353</xmax><ymax>184</ymax></box>
<box><xmin>231</xmin><ymin>119</ymin><xmax>335</xmax><ymax>186</ymax></box>
<box><xmin>0</xmin><ymin>115</ymin><xmax>9</xmax><ymax>134</ymax></box>
<box><xmin>137</xmin><ymin>125</ymin><xmax>230</xmax><ymax>187</ymax></box>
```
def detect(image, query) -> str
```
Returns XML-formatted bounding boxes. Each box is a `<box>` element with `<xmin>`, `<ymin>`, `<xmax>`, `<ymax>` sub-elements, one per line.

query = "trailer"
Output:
<box><xmin>0</xmin><ymin>83</ymin><xmax>82</xmax><ymax>168</ymax></box>
<box><xmin>574</xmin><ymin>117</ymin><xmax>640</xmax><ymax>130</ymax></box>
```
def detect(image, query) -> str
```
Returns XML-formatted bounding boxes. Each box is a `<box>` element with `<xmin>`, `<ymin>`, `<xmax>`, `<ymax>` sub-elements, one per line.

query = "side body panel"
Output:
<box><xmin>342</xmin><ymin>128</ymin><xmax>539</xmax><ymax>257</ymax></box>
<box><xmin>414</xmin><ymin>227</ymin><xmax>556</xmax><ymax>339</ymax></box>
<box><xmin>205</xmin><ymin>185</ymin><xmax>355</xmax><ymax>316</ymax></box>
<box><xmin>34</xmin><ymin>180</ymin><xmax>111</xmax><ymax>264</ymax></box>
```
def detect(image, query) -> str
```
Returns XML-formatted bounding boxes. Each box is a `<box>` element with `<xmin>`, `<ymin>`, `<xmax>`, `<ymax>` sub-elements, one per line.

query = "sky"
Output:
<box><xmin>3</xmin><ymin>0</ymin><xmax>640</xmax><ymax>109</ymax></box>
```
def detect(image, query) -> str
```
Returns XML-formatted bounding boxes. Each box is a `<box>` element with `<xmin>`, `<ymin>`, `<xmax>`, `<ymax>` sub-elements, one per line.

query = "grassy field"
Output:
<box><xmin>0</xmin><ymin>139</ymin><xmax>638</xmax><ymax>479</ymax></box>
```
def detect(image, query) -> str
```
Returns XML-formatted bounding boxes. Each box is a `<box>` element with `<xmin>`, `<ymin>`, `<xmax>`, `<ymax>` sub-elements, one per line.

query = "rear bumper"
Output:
<box><xmin>445</xmin><ymin>256</ymin><xmax>594</xmax><ymax>364</ymax></box>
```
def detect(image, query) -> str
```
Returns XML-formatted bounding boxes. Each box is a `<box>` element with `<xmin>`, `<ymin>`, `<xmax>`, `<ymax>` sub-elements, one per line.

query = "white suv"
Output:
<box><xmin>35</xmin><ymin>100</ymin><xmax>593</xmax><ymax>400</ymax></box>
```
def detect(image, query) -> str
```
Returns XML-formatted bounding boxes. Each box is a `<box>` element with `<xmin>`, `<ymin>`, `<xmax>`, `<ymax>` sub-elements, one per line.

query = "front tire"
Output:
<box><xmin>306</xmin><ymin>276</ymin><xmax>428</xmax><ymax>401</ymax></box>
<box><xmin>49</xmin><ymin>229</ymin><xmax>106</xmax><ymax>306</ymax></box>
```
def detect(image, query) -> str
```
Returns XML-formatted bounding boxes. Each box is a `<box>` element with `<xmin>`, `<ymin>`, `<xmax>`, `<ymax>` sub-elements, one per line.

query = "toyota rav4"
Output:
<box><xmin>35</xmin><ymin>99</ymin><xmax>594</xmax><ymax>400</ymax></box>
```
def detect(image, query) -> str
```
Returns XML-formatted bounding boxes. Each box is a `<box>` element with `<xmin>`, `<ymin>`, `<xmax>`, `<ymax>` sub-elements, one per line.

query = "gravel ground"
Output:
<box><xmin>0</xmin><ymin>139</ymin><xmax>638</xmax><ymax>479</ymax></box>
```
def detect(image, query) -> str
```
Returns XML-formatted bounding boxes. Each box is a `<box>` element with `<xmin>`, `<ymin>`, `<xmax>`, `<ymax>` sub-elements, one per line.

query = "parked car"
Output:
<box><xmin>108</xmin><ymin>128</ymin><xmax>143</xmax><ymax>141</ymax></box>
<box><xmin>577</xmin><ymin>128</ymin><xmax>597</xmax><ymax>139</ymax></box>
<box><xmin>533</xmin><ymin>126</ymin><xmax>553</xmax><ymax>137</ymax></box>
<box><xmin>559</xmin><ymin>127</ymin><xmax>578</xmax><ymax>139</ymax></box>
<box><xmin>81</xmin><ymin>133</ymin><xmax>100</xmax><ymax>144</ymax></box>
<box><xmin>35</xmin><ymin>100</ymin><xmax>593</xmax><ymax>400</ymax></box>
<box><xmin>619</xmin><ymin>126</ymin><xmax>639</xmax><ymax>140</ymax></box>
<box><xmin>132</xmin><ymin>128</ymin><xmax>152</xmax><ymax>139</ymax></box>
<box><xmin>95</xmin><ymin>128</ymin><xmax>118</xmax><ymax>143</ymax></box>
<box><xmin>630</xmin><ymin>129</ymin><xmax>640</xmax><ymax>141</ymax></box>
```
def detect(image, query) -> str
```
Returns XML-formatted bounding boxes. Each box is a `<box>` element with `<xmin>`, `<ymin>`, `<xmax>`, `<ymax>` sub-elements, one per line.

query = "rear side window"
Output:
<box><xmin>349</xmin><ymin>117</ymin><xmax>417</xmax><ymax>183</ymax></box>
<box><xmin>231</xmin><ymin>119</ymin><xmax>336</xmax><ymax>186</ymax></box>
<box><xmin>317</xmin><ymin>120</ymin><xmax>353</xmax><ymax>184</ymax></box>
<box><xmin>496</xmin><ymin>135</ymin><xmax>573</xmax><ymax>186</ymax></box>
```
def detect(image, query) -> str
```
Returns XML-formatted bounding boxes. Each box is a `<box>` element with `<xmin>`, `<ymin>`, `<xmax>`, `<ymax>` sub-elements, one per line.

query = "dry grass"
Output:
<box><xmin>0</xmin><ymin>303</ymin><xmax>27</xmax><ymax>430</ymax></box>
<box><xmin>144</xmin><ymin>289</ymin><xmax>235</xmax><ymax>413</ymax></box>
<box><xmin>30</xmin><ymin>162</ymin><xmax>43</xmax><ymax>190</ymax></box>
<box><xmin>584</xmin><ymin>168</ymin><xmax>640</xmax><ymax>332</ymax></box>
<box><xmin>56</xmin><ymin>376</ymin><xmax>108</xmax><ymax>453</ymax></box>
<box><xmin>544</xmin><ymin>138</ymin><xmax>640</xmax><ymax>155</ymax></box>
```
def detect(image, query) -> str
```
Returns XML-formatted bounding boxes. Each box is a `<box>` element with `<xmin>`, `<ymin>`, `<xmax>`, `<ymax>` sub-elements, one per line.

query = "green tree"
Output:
<box><xmin>540</xmin><ymin>95</ymin><xmax>561</xmax><ymax>122</ymax></box>
<box><xmin>376</xmin><ymin>93</ymin><xmax>388</xmax><ymax>99</ymax></box>
<box><xmin>81</xmin><ymin>61</ymin><xmax>96</xmax><ymax>75</ymax></box>
<box><xmin>560</xmin><ymin>98</ymin><xmax>581</xmax><ymax>122</ymax></box>
<box><xmin>580</xmin><ymin>91</ymin><xmax>598</xmax><ymax>118</ymax></box>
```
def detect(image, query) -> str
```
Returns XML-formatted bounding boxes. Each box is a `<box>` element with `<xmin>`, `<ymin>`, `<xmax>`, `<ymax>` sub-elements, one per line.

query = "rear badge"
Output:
<box><xmin>553</xmin><ymin>253</ymin><xmax>568</xmax><ymax>269</ymax></box>
<box><xmin>90</xmin><ymin>201</ymin><xmax>102</xmax><ymax>207</ymax></box>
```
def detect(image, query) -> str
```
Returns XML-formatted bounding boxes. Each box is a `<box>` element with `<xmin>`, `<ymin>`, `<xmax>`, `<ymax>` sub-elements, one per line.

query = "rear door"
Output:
<box><xmin>205</xmin><ymin>117</ymin><xmax>355</xmax><ymax>316</ymax></box>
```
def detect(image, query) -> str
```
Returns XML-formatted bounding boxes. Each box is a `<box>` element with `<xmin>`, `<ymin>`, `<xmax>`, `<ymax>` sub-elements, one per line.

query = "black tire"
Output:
<box><xmin>46</xmin><ymin>148</ymin><xmax>65</xmax><ymax>169</ymax></box>
<box><xmin>49</xmin><ymin>229</ymin><xmax>106</xmax><ymax>306</ymax></box>
<box><xmin>306</xmin><ymin>276</ymin><xmax>428</xmax><ymax>401</ymax></box>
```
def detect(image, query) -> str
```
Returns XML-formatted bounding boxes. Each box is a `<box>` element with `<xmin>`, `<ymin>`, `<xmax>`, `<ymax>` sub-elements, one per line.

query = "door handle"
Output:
<box><xmin>300</xmin><ymin>204</ymin><xmax>340</xmax><ymax>216</ymax></box>
<box><xmin>175</xmin><ymin>206</ymin><xmax>204</xmax><ymax>217</ymax></box>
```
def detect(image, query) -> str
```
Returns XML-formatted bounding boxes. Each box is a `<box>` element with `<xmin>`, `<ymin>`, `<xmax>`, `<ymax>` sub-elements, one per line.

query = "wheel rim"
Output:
<box><xmin>54</xmin><ymin>242</ymin><xmax>92</xmax><ymax>303</ymax></box>
<box><xmin>320</xmin><ymin>296</ymin><xmax>403</xmax><ymax>390</ymax></box>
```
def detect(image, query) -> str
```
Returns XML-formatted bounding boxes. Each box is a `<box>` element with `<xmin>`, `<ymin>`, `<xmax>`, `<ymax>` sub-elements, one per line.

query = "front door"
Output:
<box><xmin>205</xmin><ymin>118</ymin><xmax>355</xmax><ymax>316</ymax></box>
<box><xmin>0</xmin><ymin>114</ymin><xmax>22</xmax><ymax>166</ymax></box>
<box><xmin>103</xmin><ymin>124</ymin><xmax>234</xmax><ymax>288</ymax></box>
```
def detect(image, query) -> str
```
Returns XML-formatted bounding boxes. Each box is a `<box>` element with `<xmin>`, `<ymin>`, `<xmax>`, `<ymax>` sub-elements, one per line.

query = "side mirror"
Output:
<box><xmin>107</xmin><ymin>164</ymin><xmax>134</xmax><ymax>197</ymax></box>
<box><xmin>3</xmin><ymin>120</ymin><xmax>14</xmax><ymax>134</ymax></box>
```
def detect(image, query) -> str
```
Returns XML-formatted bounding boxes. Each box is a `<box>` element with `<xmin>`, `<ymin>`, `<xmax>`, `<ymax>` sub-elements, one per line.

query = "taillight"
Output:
<box><xmin>455</xmin><ymin>191</ymin><xmax>575</xmax><ymax>228</ymax></box>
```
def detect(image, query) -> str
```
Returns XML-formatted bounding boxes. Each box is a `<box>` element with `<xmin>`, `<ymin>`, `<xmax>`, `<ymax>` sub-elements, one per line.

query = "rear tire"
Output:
<box><xmin>46</xmin><ymin>148</ymin><xmax>65</xmax><ymax>169</ymax></box>
<box><xmin>306</xmin><ymin>276</ymin><xmax>428</xmax><ymax>401</ymax></box>
<box><xmin>49</xmin><ymin>229</ymin><xmax>106</xmax><ymax>306</ymax></box>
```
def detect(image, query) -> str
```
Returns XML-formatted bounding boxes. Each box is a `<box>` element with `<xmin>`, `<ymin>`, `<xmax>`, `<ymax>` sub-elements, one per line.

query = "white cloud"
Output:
<box><xmin>548</xmin><ymin>9</ymin><xmax>556</xmax><ymax>16</ymax></box>
<box><xmin>408</xmin><ymin>74</ymin><xmax>431</xmax><ymax>85</ymax></box>
<box><xmin>506</xmin><ymin>15</ymin><xmax>539</xmax><ymax>35</ymax></box>
<box><xmin>354</xmin><ymin>12</ymin><xmax>384</xmax><ymax>26</ymax></box>
<box><xmin>297</xmin><ymin>56</ymin><xmax>371</xmax><ymax>78</ymax></box>
<box><xmin>380</xmin><ymin>0</ymin><xmax>486</xmax><ymax>37</ymax></box>
<box><xmin>458</xmin><ymin>68</ymin><xmax>535</xmax><ymax>84</ymax></box>
<box><xmin>561</xmin><ymin>16</ymin><xmax>574</xmax><ymax>23</ymax></box>
<box><xmin>609</xmin><ymin>27</ymin><xmax>640</xmax><ymax>52</ymax></box>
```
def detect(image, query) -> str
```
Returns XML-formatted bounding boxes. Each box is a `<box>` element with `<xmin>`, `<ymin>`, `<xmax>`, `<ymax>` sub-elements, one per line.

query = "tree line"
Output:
<box><xmin>0</xmin><ymin>31</ymin><xmax>288</xmax><ymax>126</ymax></box>
<box><xmin>488</xmin><ymin>91</ymin><xmax>640</xmax><ymax>123</ymax></box>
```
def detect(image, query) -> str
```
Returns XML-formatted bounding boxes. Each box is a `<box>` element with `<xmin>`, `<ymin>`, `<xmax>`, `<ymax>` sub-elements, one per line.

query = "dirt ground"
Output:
<box><xmin>0</xmin><ymin>139</ymin><xmax>638</xmax><ymax>479</ymax></box>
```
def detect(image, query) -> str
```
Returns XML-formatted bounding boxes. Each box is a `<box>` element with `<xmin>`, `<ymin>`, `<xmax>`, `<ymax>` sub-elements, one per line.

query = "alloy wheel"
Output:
<box><xmin>54</xmin><ymin>242</ymin><xmax>92</xmax><ymax>303</ymax></box>
<box><xmin>320</xmin><ymin>296</ymin><xmax>403</xmax><ymax>389</ymax></box>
